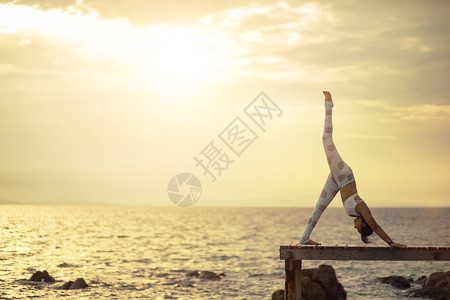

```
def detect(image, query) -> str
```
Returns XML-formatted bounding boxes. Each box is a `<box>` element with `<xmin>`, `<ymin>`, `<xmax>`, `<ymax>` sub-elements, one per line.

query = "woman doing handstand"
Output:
<box><xmin>299</xmin><ymin>91</ymin><xmax>406</xmax><ymax>247</ymax></box>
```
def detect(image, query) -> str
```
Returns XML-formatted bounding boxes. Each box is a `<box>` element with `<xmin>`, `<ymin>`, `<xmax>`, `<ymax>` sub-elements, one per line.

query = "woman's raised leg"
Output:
<box><xmin>322</xmin><ymin>91</ymin><xmax>354</xmax><ymax>188</ymax></box>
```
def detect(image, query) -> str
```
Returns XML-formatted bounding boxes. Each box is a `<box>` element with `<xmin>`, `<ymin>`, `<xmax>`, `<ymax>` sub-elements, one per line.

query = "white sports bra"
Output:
<box><xmin>343</xmin><ymin>193</ymin><xmax>363</xmax><ymax>217</ymax></box>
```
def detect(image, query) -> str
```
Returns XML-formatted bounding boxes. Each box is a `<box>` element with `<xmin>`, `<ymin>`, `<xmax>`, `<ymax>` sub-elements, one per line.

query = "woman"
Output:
<box><xmin>299</xmin><ymin>91</ymin><xmax>406</xmax><ymax>247</ymax></box>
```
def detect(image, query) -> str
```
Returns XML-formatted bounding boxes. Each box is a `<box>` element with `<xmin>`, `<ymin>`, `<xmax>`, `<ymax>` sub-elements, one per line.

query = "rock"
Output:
<box><xmin>186</xmin><ymin>270</ymin><xmax>223</xmax><ymax>280</ymax></box>
<box><xmin>380</xmin><ymin>275</ymin><xmax>411</xmax><ymax>289</ymax></box>
<box><xmin>185</xmin><ymin>270</ymin><xmax>199</xmax><ymax>277</ymax></box>
<box><xmin>61</xmin><ymin>281</ymin><xmax>73</xmax><ymax>289</ymax></box>
<box><xmin>435</xmin><ymin>278</ymin><xmax>450</xmax><ymax>290</ymax></box>
<box><xmin>301</xmin><ymin>275</ymin><xmax>313</xmax><ymax>299</ymax></box>
<box><xmin>404</xmin><ymin>287</ymin><xmax>449</xmax><ymax>300</ymax></box>
<box><xmin>310</xmin><ymin>265</ymin><xmax>346</xmax><ymax>299</ymax></box>
<box><xmin>271</xmin><ymin>289</ymin><xmax>284</xmax><ymax>300</ymax></box>
<box><xmin>273</xmin><ymin>264</ymin><xmax>346</xmax><ymax>300</ymax></box>
<box><xmin>416</xmin><ymin>276</ymin><xmax>427</xmax><ymax>286</ymax></box>
<box><xmin>57</xmin><ymin>263</ymin><xmax>70</xmax><ymax>268</ymax></box>
<box><xmin>29</xmin><ymin>270</ymin><xmax>55</xmax><ymax>283</ymax></box>
<box><xmin>199</xmin><ymin>271</ymin><xmax>221</xmax><ymax>280</ymax></box>
<box><xmin>311</xmin><ymin>282</ymin><xmax>326</xmax><ymax>300</ymax></box>
<box><xmin>71</xmin><ymin>278</ymin><xmax>89</xmax><ymax>289</ymax></box>
<box><xmin>426</xmin><ymin>272</ymin><xmax>450</xmax><ymax>299</ymax></box>
<box><xmin>61</xmin><ymin>278</ymin><xmax>89</xmax><ymax>290</ymax></box>
<box><xmin>403</xmin><ymin>270</ymin><xmax>450</xmax><ymax>300</ymax></box>
<box><xmin>426</xmin><ymin>272</ymin><xmax>449</xmax><ymax>288</ymax></box>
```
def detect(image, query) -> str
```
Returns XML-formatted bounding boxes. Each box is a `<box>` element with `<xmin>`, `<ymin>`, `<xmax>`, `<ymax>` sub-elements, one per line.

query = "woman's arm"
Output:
<box><xmin>357</xmin><ymin>203</ymin><xmax>407</xmax><ymax>247</ymax></box>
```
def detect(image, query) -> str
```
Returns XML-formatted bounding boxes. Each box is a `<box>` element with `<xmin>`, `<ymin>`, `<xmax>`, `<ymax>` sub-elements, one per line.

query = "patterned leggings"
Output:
<box><xmin>300</xmin><ymin>101</ymin><xmax>355</xmax><ymax>244</ymax></box>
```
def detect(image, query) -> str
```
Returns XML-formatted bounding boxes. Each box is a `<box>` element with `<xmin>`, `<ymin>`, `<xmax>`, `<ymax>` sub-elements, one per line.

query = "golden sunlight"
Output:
<box><xmin>136</xmin><ymin>25</ymin><xmax>236</xmax><ymax>94</ymax></box>
<box><xmin>0</xmin><ymin>4</ymin><xmax>240</xmax><ymax>98</ymax></box>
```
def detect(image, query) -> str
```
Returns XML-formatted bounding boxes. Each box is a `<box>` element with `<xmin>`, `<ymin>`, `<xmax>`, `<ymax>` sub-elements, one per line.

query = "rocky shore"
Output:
<box><xmin>22</xmin><ymin>266</ymin><xmax>450</xmax><ymax>299</ymax></box>
<box><xmin>21</xmin><ymin>268</ymin><xmax>226</xmax><ymax>292</ymax></box>
<box><xmin>379</xmin><ymin>271</ymin><xmax>450</xmax><ymax>299</ymax></box>
<box><xmin>403</xmin><ymin>270</ymin><xmax>450</xmax><ymax>299</ymax></box>
<box><xmin>272</xmin><ymin>267</ymin><xmax>450</xmax><ymax>300</ymax></box>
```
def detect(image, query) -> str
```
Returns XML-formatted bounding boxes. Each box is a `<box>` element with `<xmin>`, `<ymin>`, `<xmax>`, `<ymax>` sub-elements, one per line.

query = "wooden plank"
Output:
<box><xmin>280</xmin><ymin>244</ymin><xmax>450</xmax><ymax>261</ymax></box>
<box><xmin>335</xmin><ymin>244</ymin><xmax>346</xmax><ymax>250</ymax></box>
<box><xmin>284</xmin><ymin>260</ymin><xmax>302</xmax><ymax>300</ymax></box>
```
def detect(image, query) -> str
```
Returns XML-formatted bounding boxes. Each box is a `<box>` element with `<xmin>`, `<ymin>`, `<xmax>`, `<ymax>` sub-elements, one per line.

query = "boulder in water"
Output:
<box><xmin>305</xmin><ymin>264</ymin><xmax>346</xmax><ymax>299</ymax></box>
<box><xmin>416</xmin><ymin>275</ymin><xmax>427</xmax><ymax>286</ymax></box>
<box><xmin>271</xmin><ymin>289</ymin><xmax>284</xmax><ymax>300</ymax></box>
<box><xmin>311</xmin><ymin>281</ymin><xmax>327</xmax><ymax>300</ymax></box>
<box><xmin>61</xmin><ymin>281</ymin><xmax>73</xmax><ymax>289</ymax></box>
<box><xmin>271</xmin><ymin>264</ymin><xmax>346</xmax><ymax>300</ymax></box>
<box><xmin>403</xmin><ymin>270</ymin><xmax>450</xmax><ymax>299</ymax></box>
<box><xmin>57</xmin><ymin>262</ymin><xmax>70</xmax><ymax>268</ymax></box>
<box><xmin>404</xmin><ymin>287</ymin><xmax>449</xmax><ymax>299</ymax></box>
<box><xmin>29</xmin><ymin>270</ymin><xmax>55</xmax><ymax>283</ymax></box>
<box><xmin>185</xmin><ymin>270</ymin><xmax>222</xmax><ymax>280</ymax></box>
<box><xmin>380</xmin><ymin>275</ymin><xmax>411</xmax><ymax>289</ymax></box>
<box><xmin>185</xmin><ymin>270</ymin><xmax>199</xmax><ymax>277</ymax></box>
<box><xmin>425</xmin><ymin>272</ymin><xmax>450</xmax><ymax>289</ymax></box>
<box><xmin>199</xmin><ymin>271</ymin><xmax>221</xmax><ymax>280</ymax></box>
<box><xmin>61</xmin><ymin>278</ymin><xmax>89</xmax><ymax>290</ymax></box>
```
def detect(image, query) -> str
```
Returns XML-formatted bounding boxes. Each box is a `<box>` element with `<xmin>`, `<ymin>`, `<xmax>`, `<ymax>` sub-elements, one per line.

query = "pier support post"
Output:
<box><xmin>284</xmin><ymin>259</ymin><xmax>302</xmax><ymax>300</ymax></box>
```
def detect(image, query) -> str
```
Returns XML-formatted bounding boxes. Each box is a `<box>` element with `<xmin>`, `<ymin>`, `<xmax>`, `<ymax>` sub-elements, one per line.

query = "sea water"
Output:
<box><xmin>0</xmin><ymin>206</ymin><xmax>449</xmax><ymax>299</ymax></box>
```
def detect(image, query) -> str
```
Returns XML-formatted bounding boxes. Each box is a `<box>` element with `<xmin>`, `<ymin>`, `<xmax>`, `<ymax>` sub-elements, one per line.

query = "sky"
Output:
<box><xmin>0</xmin><ymin>0</ymin><xmax>449</xmax><ymax>207</ymax></box>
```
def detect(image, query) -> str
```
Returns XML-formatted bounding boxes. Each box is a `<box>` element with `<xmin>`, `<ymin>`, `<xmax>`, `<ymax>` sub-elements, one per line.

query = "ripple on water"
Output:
<box><xmin>1</xmin><ymin>206</ymin><xmax>449</xmax><ymax>299</ymax></box>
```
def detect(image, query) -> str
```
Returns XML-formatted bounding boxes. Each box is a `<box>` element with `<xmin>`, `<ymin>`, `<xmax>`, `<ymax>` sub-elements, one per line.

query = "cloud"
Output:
<box><xmin>2</xmin><ymin>1</ymin><xmax>449</xmax><ymax>85</ymax></box>
<box><xmin>353</xmin><ymin>100</ymin><xmax>450</xmax><ymax>121</ymax></box>
<box><xmin>396</xmin><ymin>105</ymin><xmax>450</xmax><ymax>121</ymax></box>
<box><xmin>341</xmin><ymin>133</ymin><xmax>397</xmax><ymax>140</ymax></box>
<box><xmin>152</xmin><ymin>1</ymin><xmax>446</xmax><ymax>108</ymax></box>
<box><xmin>0</xmin><ymin>0</ymin><xmax>245</xmax><ymax>24</ymax></box>
<box><xmin>1</xmin><ymin>0</ymin><xmax>449</xmax><ymax>104</ymax></box>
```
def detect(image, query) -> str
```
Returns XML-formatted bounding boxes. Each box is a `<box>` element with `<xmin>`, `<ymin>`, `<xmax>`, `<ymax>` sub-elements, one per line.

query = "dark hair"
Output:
<box><xmin>360</xmin><ymin>217</ymin><xmax>374</xmax><ymax>243</ymax></box>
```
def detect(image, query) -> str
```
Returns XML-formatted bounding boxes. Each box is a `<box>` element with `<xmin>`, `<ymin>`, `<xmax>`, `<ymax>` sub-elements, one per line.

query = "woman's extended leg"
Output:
<box><xmin>300</xmin><ymin>173</ymin><xmax>339</xmax><ymax>244</ymax></box>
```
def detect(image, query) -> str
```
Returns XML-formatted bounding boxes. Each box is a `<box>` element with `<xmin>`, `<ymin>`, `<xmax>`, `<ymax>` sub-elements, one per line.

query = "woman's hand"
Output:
<box><xmin>323</xmin><ymin>91</ymin><xmax>332</xmax><ymax>102</ymax></box>
<box><xmin>389</xmin><ymin>242</ymin><xmax>407</xmax><ymax>248</ymax></box>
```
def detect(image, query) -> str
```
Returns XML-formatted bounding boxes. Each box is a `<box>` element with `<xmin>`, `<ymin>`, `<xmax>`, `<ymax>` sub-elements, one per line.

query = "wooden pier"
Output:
<box><xmin>280</xmin><ymin>243</ymin><xmax>450</xmax><ymax>300</ymax></box>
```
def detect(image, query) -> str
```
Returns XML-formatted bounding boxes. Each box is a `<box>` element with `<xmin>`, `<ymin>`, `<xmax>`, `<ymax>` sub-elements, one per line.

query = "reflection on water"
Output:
<box><xmin>0</xmin><ymin>206</ymin><xmax>449</xmax><ymax>299</ymax></box>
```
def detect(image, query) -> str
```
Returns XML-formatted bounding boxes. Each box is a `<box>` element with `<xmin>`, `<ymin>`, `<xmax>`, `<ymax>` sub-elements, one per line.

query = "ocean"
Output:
<box><xmin>0</xmin><ymin>206</ymin><xmax>449</xmax><ymax>299</ymax></box>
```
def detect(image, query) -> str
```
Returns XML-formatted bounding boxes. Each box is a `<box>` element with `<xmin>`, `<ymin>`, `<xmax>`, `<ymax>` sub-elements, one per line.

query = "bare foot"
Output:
<box><xmin>323</xmin><ymin>91</ymin><xmax>332</xmax><ymax>102</ymax></box>
<box><xmin>304</xmin><ymin>239</ymin><xmax>321</xmax><ymax>245</ymax></box>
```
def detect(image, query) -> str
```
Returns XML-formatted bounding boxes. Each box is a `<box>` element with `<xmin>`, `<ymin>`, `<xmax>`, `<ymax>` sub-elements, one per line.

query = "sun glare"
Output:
<box><xmin>0</xmin><ymin>4</ymin><xmax>239</xmax><ymax>97</ymax></box>
<box><xmin>137</xmin><ymin>26</ymin><xmax>234</xmax><ymax>94</ymax></box>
